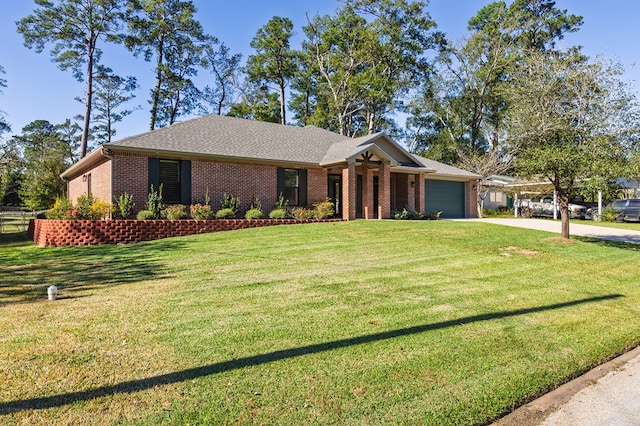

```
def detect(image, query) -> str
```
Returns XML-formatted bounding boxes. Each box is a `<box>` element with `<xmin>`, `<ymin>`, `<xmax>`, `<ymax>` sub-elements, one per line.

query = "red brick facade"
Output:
<box><xmin>67</xmin><ymin>158</ymin><xmax>111</xmax><ymax>205</ymax></box>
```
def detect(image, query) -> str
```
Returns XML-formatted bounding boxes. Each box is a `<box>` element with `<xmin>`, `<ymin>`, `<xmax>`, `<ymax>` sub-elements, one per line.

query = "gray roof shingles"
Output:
<box><xmin>103</xmin><ymin>115</ymin><xmax>477</xmax><ymax>179</ymax></box>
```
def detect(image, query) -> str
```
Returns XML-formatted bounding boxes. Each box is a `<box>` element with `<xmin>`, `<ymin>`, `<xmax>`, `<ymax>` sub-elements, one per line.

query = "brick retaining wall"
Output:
<box><xmin>28</xmin><ymin>218</ymin><xmax>341</xmax><ymax>247</ymax></box>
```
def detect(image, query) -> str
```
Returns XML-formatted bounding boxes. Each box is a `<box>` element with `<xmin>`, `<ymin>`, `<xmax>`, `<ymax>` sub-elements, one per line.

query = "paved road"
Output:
<box><xmin>466</xmin><ymin>218</ymin><xmax>640</xmax><ymax>425</ymax></box>
<box><xmin>472</xmin><ymin>218</ymin><xmax>640</xmax><ymax>244</ymax></box>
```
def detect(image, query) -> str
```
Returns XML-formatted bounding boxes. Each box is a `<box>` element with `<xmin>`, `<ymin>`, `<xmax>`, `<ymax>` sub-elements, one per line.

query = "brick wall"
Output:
<box><xmin>28</xmin><ymin>218</ymin><xmax>341</xmax><ymax>247</ymax></box>
<box><xmin>112</xmin><ymin>153</ymin><xmax>149</xmax><ymax>212</ymax></box>
<box><xmin>67</xmin><ymin>158</ymin><xmax>111</xmax><ymax>204</ymax></box>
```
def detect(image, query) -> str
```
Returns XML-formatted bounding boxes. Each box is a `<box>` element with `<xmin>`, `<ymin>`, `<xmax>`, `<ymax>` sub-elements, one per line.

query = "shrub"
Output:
<box><xmin>245</xmin><ymin>208</ymin><xmax>263</xmax><ymax>220</ymax></box>
<box><xmin>312</xmin><ymin>198</ymin><xmax>334</xmax><ymax>219</ymax></box>
<box><xmin>393</xmin><ymin>208</ymin><xmax>442</xmax><ymax>220</ymax></box>
<box><xmin>190</xmin><ymin>203</ymin><xmax>214</xmax><ymax>220</ymax></box>
<box><xmin>220</xmin><ymin>192</ymin><xmax>240</xmax><ymax>215</ymax></box>
<box><xmin>274</xmin><ymin>192</ymin><xmax>288</xmax><ymax>210</ymax></box>
<box><xmin>163</xmin><ymin>204</ymin><xmax>187</xmax><ymax>220</ymax></box>
<box><xmin>600</xmin><ymin>205</ymin><xmax>617</xmax><ymax>222</ymax></box>
<box><xmin>268</xmin><ymin>208</ymin><xmax>288</xmax><ymax>219</ymax></box>
<box><xmin>216</xmin><ymin>208</ymin><xmax>236</xmax><ymax>219</ymax></box>
<box><xmin>145</xmin><ymin>184</ymin><xmax>164</xmax><ymax>219</ymax></box>
<box><xmin>114</xmin><ymin>192</ymin><xmax>135</xmax><ymax>219</ymax></box>
<box><xmin>76</xmin><ymin>194</ymin><xmax>101</xmax><ymax>219</ymax></box>
<box><xmin>291</xmin><ymin>207</ymin><xmax>316</xmax><ymax>220</ymax></box>
<box><xmin>136</xmin><ymin>210</ymin><xmax>155</xmax><ymax>220</ymax></box>
<box><xmin>46</xmin><ymin>198</ymin><xmax>74</xmax><ymax>220</ymax></box>
<box><xmin>91</xmin><ymin>199</ymin><xmax>112</xmax><ymax>220</ymax></box>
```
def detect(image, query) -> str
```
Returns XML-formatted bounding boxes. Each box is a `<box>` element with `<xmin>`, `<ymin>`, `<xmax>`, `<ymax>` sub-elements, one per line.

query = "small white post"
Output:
<box><xmin>553</xmin><ymin>190</ymin><xmax>558</xmax><ymax>220</ymax></box>
<box><xmin>514</xmin><ymin>193</ymin><xmax>519</xmax><ymax>217</ymax></box>
<box><xmin>598</xmin><ymin>191</ymin><xmax>603</xmax><ymax>214</ymax></box>
<box><xmin>47</xmin><ymin>285</ymin><xmax>58</xmax><ymax>301</ymax></box>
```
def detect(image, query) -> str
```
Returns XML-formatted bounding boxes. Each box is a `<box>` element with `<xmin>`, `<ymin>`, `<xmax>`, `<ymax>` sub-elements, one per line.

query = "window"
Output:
<box><xmin>489</xmin><ymin>191</ymin><xmax>504</xmax><ymax>203</ymax></box>
<box><xmin>159</xmin><ymin>160</ymin><xmax>180</xmax><ymax>204</ymax></box>
<box><xmin>148</xmin><ymin>158</ymin><xmax>192</xmax><ymax>205</ymax></box>
<box><xmin>284</xmin><ymin>169</ymin><xmax>300</xmax><ymax>206</ymax></box>
<box><xmin>277</xmin><ymin>167</ymin><xmax>307</xmax><ymax>206</ymax></box>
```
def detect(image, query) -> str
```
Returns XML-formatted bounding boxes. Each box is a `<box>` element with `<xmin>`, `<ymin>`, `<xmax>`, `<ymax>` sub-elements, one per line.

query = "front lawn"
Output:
<box><xmin>1</xmin><ymin>221</ymin><xmax>639</xmax><ymax>425</ymax></box>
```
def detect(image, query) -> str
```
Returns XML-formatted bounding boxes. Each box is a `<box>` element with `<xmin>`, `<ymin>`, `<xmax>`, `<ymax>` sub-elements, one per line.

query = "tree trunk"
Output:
<box><xmin>559</xmin><ymin>197</ymin><xmax>570</xmax><ymax>239</ymax></box>
<box><xmin>80</xmin><ymin>38</ymin><xmax>96</xmax><ymax>158</ymax></box>
<box><xmin>150</xmin><ymin>37</ymin><xmax>165</xmax><ymax>131</ymax></box>
<box><xmin>279</xmin><ymin>82</ymin><xmax>286</xmax><ymax>125</ymax></box>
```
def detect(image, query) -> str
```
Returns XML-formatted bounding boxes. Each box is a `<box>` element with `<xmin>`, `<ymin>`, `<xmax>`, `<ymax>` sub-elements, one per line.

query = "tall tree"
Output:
<box><xmin>227</xmin><ymin>83</ymin><xmax>281</xmax><ymax>124</ymax></box>
<box><xmin>17</xmin><ymin>0</ymin><xmax>125</xmax><ymax>158</ymax></box>
<box><xmin>124</xmin><ymin>0</ymin><xmax>208</xmax><ymax>130</ymax></box>
<box><xmin>14</xmin><ymin>120</ymin><xmax>77</xmax><ymax>210</ymax></box>
<box><xmin>200</xmin><ymin>43</ymin><xmax>242</xmax><ymax>116</ymax></box>
<box><xmin>0</xmin><ymin>65</ymin><xmax>10</xmax><ymax>135</ymax></box>
<box><xmin>507</xmin><ymin>52</ymin><xmax>639</xmax><ymax>239</ymax></box>
<box><xmin>89</xmin><ymin>65</ymin><xmax>138</xmax><ymax>144</ymax></box>
<box><xmin>303</xmin><ymin>0</ymin><xmax>442</xmax><ymax>136</ymax></box>
<box><xmin>245</xmin><ymin>16</ymin><xmax>297</xmax><ymax>125</ymax></box>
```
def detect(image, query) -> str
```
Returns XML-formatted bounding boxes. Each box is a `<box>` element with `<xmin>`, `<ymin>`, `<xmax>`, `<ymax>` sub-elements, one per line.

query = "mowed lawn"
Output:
<box><xmin>1</xmin><ymin>221</ymin><xmax>640</xmax><ymax>425</ymax></box>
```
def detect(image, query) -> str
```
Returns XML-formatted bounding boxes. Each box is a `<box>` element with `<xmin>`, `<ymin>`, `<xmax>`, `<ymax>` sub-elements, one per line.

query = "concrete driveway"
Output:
<box><xmin>469</xmin><ymin>218</ymin><xmax>640</xmax><ymax>244</ymax></box>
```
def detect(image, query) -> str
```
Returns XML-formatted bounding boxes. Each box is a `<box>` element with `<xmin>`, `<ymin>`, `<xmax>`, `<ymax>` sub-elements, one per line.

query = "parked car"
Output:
<box><xmin>518</xmin><ymin>197</ymin><xmax>587</xmax><ymax>219</ymax></box>
<box><xmin>610</xmin><ymin>199</ymin><xmax>640</xmax><ymax>222</ymax></box>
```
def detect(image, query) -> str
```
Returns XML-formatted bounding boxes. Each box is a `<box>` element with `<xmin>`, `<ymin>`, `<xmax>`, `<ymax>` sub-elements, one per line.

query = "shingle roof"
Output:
<box><xmin>62</xmin><ymin>115</ymin><xmax>477</xmax><ymax>181</ymax></box>
<box><xmin>107</xmin><ymin>114</ymin><xmax>346</xmax><ymax>164</ymax></box>
<box><xmin>412</xmin><ymin>155</ymin><xmax>481</xmax><ymax>178</ymax></box>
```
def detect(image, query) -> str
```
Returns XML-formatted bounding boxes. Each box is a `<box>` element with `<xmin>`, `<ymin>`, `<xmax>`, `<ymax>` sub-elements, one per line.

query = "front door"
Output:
<box><xmin>328</xmin><ymin>174</ymin><xmax>342</xmax><ymax>218</ymax></box>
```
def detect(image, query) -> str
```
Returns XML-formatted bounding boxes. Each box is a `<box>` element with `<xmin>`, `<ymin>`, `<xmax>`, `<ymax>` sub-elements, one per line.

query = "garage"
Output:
<box><xmin>425</xmin><ymin>179</ymin><xmax>466</xmax><ymax>218</ymax></box>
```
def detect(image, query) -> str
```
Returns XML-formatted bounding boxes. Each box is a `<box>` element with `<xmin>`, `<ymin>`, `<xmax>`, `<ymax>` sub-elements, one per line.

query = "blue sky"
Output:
<box><xmin>0</xmin><ymin>0</ymin><xmax>638</xmax><ymax>142</ymax></box>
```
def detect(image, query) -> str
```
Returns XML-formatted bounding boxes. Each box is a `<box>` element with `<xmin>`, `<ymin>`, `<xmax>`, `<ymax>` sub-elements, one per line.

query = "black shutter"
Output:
<box><xmin>148</xmin><ymin>157</ymin><xmax>160</xmax><ymax>192</ymax></box>
<box><xmin>276</xmin><ymin>167</ymin><xmax>285</xmax><ymax>199</ymax></box>
<box><xmin>299</xmin><ymin>169</ymin><xmax>307</xmax><ymax>206</ymax></box>
<box><xmin>180</xmin><ymin>160</ymin><xmax>191</xmax><ymax>205</ymax></box>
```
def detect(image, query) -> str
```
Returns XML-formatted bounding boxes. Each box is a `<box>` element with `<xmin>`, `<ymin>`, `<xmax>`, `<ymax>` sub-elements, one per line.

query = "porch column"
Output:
<box><xmin>415</xmin><ymin>173</ymin><xmax>425</xmax><ymax>213</ymax></box>
<box><xmin>363</xmin><ymin>162</ymin><xmax>374</xmax><ymax>219</ymax></box>
<box><xmin>406</xmin><ymin>175</ymin><xmax>416</xmax><ymax>211</ymax></box>
<box><xmin>342</xmin><ymin>162</ymin><xmax>357</xmax><ymax>220</ymax></box>
<box><xmin>378</xmin><ymin>161</ymin><xmax>391</xmax><ymax>219</ymax></box>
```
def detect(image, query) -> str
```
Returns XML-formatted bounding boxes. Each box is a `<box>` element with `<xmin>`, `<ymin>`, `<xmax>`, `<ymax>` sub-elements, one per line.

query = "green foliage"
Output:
<box><xmin>274</xmin><ymin>192</ymin><xmax>288</xmax><ymax>210</ymax></box>
<box><xmin>136</xmin><ymin>210</ymin><xmax>155</xmax><ymax>220</ymax></box>
<box><xmin>145</xmin><ymin>184</ymin><xmax>164</xmax><ymax>219</ymax></box>
<box><xmin>393</xmin><ymin>208</ymin><xmax>442</xmax><ymax>220</ymax></box>
<box><xmin>311</xmin><ymin>198</ymin><xmax>334</xmax><ymax>219</ymax></box>
<box><xmin>163</xmin><ymin>204</ymin><xmax>187</xmax><ymax>220</ymax></box>
<box><xmin>220</xmin><ymin>192</ymin><xmax>240</xmax><ymax>215</ymax></box>
<box><xmin>16</xmin><ymin>0</ymin><xmax>125</xmax><ymax>157</ymax></box>
<box><xmin>124</xmin><ymin>0</ymin><xmax>209</xmax><ymax>130</ymax></box>
<box><xmin>244</xmin><ymin>208</ymin><xmax>263</xmax><ymax>220</ymax></box>
<box><xmin>75</xmin><ymin>194</ymin><xmax>100</xmax><ymax>219</ymax></box>
<box><xmin>45</xmin><ymin>198</ymin><xmax>74</xmax><ymax>220</ymax></box>
<box><xmin>215</xmin><ymin>208</ymin><xmax>236</xmax><ymax>219</ymax></box>
<box><xmin>244</xmin><ymin>197</ymin><xmax>263</xmax><ymax>219</ymax></box>
<box><xmin>113</xmin><ymin>192</ymin><xmax>135</xmax><ymax>219</ymax></box>
<box><xmin>190</xmin><ymin>203</ymin><xmax>213</xmax><ymax>220</ymax></box>
<box><xmin>290</xmin><ymin>207</ymin><xmax>316</xmax><ymax>220</ymax></box>
<box><xmin>245</xmin><ymin>16</ymin><xmax>297</xmax><ymax>124</ymax></box>
<box><xmin>268</xmin><ymin>208</ymin><xmax>288</xmax><ymax>219</ymax></box>
<box><xmin>599</xmin><ymin>205</ymin><xmax>617</xmax><ymax>222</ymax></box>
<box><xmin>483</xmin><ymin>207</ymin><xmax>514</xmax><ymax>218</ymax></box>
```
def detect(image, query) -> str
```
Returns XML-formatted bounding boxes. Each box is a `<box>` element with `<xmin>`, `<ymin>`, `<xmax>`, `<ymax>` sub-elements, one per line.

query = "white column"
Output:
<box><xmin>553</xmin><ymin>191</ymin><xmax>558</xmax><ymax>220</ymax></box>
<box><xmin>598</xmin><ymin>191</ymin><xmax>602</xmax><ymax>214</ymax></box>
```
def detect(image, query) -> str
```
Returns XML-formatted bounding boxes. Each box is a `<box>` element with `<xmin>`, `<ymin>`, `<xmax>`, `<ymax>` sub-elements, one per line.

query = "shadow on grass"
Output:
<box><xmin>0</xmin><ymin>237</ymin><xmax>184</xmax><ymax>306</ymax></box>
<box><xmin>573</xmin><ymin>235</ymin><xmax>640</xmax><ymax>251</ymax></box>
<box><xmin>0</xmin><ymin>294</ymin><xmax>622</xmax><ymax>415</ymax></box>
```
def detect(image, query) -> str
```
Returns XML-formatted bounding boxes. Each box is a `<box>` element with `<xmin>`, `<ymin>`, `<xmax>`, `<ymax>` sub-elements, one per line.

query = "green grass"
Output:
<box><xmin>571</xmin><ymin>218</ymin><xmax>640</xmax><ymax>230</ymax></box>
<box><xmin>2</xmin><ymin>221</ymin><xmax>640</xmax><ymax>425</ymax></box>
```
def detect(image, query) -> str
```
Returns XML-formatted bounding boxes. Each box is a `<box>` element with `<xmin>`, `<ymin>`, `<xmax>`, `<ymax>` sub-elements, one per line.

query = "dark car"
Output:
<box><xmin>610</xmin><ymin>199</ymin><xmax>640</xmax><ymax>222</ymax></box>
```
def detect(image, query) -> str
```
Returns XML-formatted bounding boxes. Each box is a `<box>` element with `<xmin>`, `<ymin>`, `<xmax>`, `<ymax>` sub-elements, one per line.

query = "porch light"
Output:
<box><xmin>410</xmin><ymin>181</ymin><xmax>416</xmax><ymax>188</ymax></box>
<box><xmin>82</xmin><ymin>175</ymin><xmax>87</xmax><ymax>182</ymax></box>
<box><xmin>472</xmin><ymin>184</ymin><xmax>477</xmax><ymax>191</ymax></box>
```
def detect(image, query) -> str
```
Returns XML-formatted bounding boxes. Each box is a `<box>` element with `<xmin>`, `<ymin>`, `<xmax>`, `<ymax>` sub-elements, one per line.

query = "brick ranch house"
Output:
<box><xmin>61</xmin><ymin>115</ymin><xmax>479</xmax><ymax>220</ymax></box>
